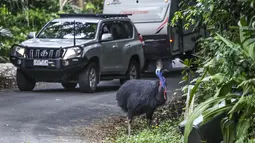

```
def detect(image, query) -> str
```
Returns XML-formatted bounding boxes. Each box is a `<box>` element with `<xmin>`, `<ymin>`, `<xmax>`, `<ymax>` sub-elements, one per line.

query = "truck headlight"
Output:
<box><xmin>12</xmin><ymin>45</ymin><xmax>25</xmax><ymax>57</ymax></box>
<box><xmin>63</xmin><ymin>47</ymin><xmax>82</xmax><ymax>60</ymax></box>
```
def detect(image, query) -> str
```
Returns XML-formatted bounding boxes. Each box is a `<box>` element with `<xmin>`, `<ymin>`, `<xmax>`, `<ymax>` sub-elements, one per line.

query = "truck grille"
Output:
<box><xmin>26</xmin><ymin>48</ymin><xmax>64</xmax><ymax>59</ymax></box>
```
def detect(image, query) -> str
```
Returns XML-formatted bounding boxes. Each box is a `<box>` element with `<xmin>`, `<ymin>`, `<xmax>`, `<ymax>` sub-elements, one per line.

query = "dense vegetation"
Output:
<box><xmin>171</xmin><ymin>0</ymin><xmax>255</xmax><ymax>142</ymax></box>
<box><xmin>1</xmin><ymin>0</ymin><xmax>255</xmax><ymax>142</ymax></box>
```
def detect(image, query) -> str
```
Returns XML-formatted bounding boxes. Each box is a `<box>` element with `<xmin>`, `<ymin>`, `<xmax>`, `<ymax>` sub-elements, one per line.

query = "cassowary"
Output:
<box><xmin>116</xmin><ymin>64</ymin><xmax>167</xmax><ymax>136</ymax></box>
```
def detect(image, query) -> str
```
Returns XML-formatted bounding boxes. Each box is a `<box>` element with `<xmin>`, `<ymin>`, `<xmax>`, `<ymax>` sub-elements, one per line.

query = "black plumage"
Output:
<box><xmin>116</xmin><ymin>79</ymin><xmax>167</xmax><ymax>135</ymax></box>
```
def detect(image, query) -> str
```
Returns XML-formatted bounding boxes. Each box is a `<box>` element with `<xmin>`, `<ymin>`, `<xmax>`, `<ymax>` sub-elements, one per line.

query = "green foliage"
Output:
<box><xmin>181</xmin><ymin>18</ymin><xmax>255</xmax><ymax>143</ymax></box>
<box><xmin>0</xmin><ymin>6</ymin><xmax>58</xmax><ymax>59</ymax></box>
<box><xmin>0</xmin><ymin>1</ymin><xmax>61</xmax><ymax>61</ymax></box>
<box><xmin>171</xmin><ymin>0</ymin><xmax>255</xmax><ymax>33</ymax></box>
<box><xmin>115</xmin><ymin>119</ymin><xmax>182</xmax><ymax>143</ymax></box>
<box><xmin>172</xmin><ymin>0</ymin><xmax>255</xmax><ymax>142</ymax></box>
<box><xmin>83</xmin><ymin>0</ymin><xmax>104</xmax><ymax>14</ymax></box>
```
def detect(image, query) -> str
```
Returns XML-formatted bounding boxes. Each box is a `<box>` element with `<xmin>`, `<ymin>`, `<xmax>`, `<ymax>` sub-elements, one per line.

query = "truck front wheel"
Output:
<box><xmin>16</xmin><ymin>69</ymin><xmax>36</xmax><ymax>91</ymax></box>
<box><xmin>78</xmin><ymin>63</ymin><xmax>98</xmax><ymax>93</ymax></box>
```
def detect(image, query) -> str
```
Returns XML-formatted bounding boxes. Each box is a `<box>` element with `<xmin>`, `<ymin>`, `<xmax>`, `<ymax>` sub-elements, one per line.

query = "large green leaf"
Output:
<box><xmin>183</xmin><ymin>96</ymin><xmax>228</xmax><ymax>143</ymax></box>
<box><xmin>202</xmin><ymin>104</ymin><xmax>233</xmax><ymax>125</ymax></box>
<box><xmin>202</xmin><ymin>73</ymin><xmax>225</xmax><ymax>83</ymax></box>
<box><xmin>228</xmin><ymin>86</ymin><xmax>250</xmax><ymax>119</ymax></box>
<box><xmin>214</xmin><ymin>80</ymin><xmax>233</xmax><ymax>97</ymax></box>
<box><xmin>215</xmin><ymin>33</ymin><xmax>242</xmax><ymax>52</ymax></box>
<box><xmin>185</xmin><ymin>68</ymin><xmax>208</xmax><ymax>119</ymax></box>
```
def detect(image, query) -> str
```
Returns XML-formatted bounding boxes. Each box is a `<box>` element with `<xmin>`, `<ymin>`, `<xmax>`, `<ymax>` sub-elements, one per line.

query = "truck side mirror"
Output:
<box><xmin>100</xmin><ymin>33</ymin><xmax>113</xmax><ymax>41</ymax></box>
<box><xmin>27</xmin><ymin>32</ymin><xmax>36</xmax><ymax>39</ymax></box>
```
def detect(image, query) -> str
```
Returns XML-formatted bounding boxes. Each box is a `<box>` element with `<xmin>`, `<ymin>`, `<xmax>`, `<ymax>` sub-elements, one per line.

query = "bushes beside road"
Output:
<box><xmin>115</xmin><ymin>118</ymin><xmax>182</xmax><ymax>143</ymax></box>
<box><xmin>0</xmin><ymin>63</ymin><xmax>16</xmax><ymax>90</ymax></box>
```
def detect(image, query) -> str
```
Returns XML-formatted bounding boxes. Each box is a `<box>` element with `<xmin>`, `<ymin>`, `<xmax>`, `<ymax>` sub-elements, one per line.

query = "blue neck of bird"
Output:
<box><xmin>155</xmin><ymin>69</ymin><xmax>166</xmax><ymax>88</ymax></box>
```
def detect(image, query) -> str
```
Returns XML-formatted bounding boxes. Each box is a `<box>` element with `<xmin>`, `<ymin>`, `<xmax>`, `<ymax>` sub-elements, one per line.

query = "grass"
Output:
<box><xmin>114</xmin><ymin>118</ymin><xmax>183</xmax><ymax>143</ymax></box>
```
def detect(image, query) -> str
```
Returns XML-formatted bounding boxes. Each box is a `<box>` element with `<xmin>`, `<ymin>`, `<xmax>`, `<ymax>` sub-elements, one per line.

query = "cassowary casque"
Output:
<box><xmin>116</xmin><ymin>60</ymin><xmax>167</xmax><ymax>136</ymax></box>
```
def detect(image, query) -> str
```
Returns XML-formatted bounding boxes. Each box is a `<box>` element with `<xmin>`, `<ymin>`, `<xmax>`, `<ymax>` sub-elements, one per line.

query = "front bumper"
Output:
<box><xmin>10</xmin><ymin>56</ymin><xmax>88</xmax><ymax>82</ymax></box>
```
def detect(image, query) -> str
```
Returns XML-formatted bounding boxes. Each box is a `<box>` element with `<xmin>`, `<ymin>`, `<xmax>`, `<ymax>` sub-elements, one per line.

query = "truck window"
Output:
<box><xmin>120</xmin><ymin>21</ymin><xmax>133</xmax><ymax>39</ymax></box>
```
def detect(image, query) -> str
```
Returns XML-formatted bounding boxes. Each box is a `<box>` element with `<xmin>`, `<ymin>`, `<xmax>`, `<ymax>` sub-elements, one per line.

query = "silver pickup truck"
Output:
<box><xmin>10</xmin><ymin>14</ymin><xmax>145</xmax><ymax>93</ymax></box>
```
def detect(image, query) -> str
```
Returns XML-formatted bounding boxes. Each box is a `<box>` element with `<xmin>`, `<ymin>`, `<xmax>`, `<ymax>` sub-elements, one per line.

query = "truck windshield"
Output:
<box><xmin>37</xmin><ymin>21</ymin><xmax>97</xmax><ymax>39</ymax></box>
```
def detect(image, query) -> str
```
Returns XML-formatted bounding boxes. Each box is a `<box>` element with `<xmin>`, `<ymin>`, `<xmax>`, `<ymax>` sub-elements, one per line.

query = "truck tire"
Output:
<box><xmin>16</xmin><ymin>69</ymin><xmax>36</xmax><ymax>91</ymax></box>
<box><xmin>61</xmin><ymin>82</ymin><xmax>77</xmax><ymax>90</ymax></box>
<box><xmin>78</xmin><ymin>62</ymin><xmax>98</xmax><ymax>93</ymax></box>
<box><xmin>120</xmin><ymin>59</ymin><xmax>140</xmax><ymax>84</ymax></box>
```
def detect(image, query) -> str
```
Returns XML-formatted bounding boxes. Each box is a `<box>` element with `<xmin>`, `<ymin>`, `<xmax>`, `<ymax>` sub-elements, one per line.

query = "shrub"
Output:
<box><xmin>115</xmin><ymin>119</ymin><xmax>183</xmax><ymax>143</ymax></box>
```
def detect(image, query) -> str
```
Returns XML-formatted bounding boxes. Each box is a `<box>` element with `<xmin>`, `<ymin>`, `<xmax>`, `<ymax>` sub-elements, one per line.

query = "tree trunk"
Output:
<box><xmin>59</xmin><ymin>0</ymin><xmax>69</xmax><ymax>11</ymax></box>
<box><xmin>77</xmin><ymin>0</ymin><xmax>84</xmax><ymax>10</ymax></box>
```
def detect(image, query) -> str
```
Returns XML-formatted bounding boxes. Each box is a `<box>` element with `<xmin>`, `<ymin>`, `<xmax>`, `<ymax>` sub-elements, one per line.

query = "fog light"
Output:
<box><xmin>17</xmin><ymin>59</ymin><xmax>22</xmax><ymax>65</ymax></box>
<box><xmin>63</xmin><ymin>60</ymin><xmax>69</xmax><ymax>66</ymax></box>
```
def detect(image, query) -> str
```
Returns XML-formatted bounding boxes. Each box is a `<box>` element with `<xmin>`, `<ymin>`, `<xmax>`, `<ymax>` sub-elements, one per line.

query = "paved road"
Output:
<box><xmin>0</xmin><ymin>72</ymin><xmax>182</xmax><ymax>143</ymax></box>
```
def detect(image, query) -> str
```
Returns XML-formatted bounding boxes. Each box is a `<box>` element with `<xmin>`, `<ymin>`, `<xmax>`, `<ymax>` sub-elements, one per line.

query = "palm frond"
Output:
<box><xmin>235</xmin><ymin>117</ymin><xmax>252</xmax><ymax>143</ymax></box>
<box><xmin>202</xmin><ymin>104</ymin><xmax>233</xmax><ymax>124</ymax></box>
<box><xmin>221</xmin><ymin>117</ymin><xmax>236</xmax><ymax>143</ymax></box>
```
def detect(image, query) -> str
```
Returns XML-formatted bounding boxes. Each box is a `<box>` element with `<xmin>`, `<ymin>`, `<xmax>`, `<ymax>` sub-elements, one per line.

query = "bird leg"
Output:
<box><xmin>126</xmin><ymin>112</ymin><xmax>133</xmax><ymax>136</ymax></box>
<box><xmin>128</xmin><ymin>119</ymin><xmax>131</xmax><ymax>136</ymax></box>
<box><xmin>155</xmin><ymin>118</ymin><xmax>159</xmax><ymax>127</ymax></box>
<box><xmin>146</xmin><ymin>111</ymin><xmax>154</xmax><ymax>129</ymax></box>
<box><xmin>147</xmin><ymin>118</ymin><xmax>152</xmax><ymax>129</ymax></box>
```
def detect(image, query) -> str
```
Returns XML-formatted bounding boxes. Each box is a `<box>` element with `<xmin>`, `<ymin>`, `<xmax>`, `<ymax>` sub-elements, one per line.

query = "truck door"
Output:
<box><xmin>100</xmin><ymin>22</ymin><xmax>120</xmax><ymax>74</ymax></box>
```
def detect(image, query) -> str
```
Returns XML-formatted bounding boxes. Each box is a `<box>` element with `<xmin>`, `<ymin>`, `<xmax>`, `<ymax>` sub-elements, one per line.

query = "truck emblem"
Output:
<box><xmin>40</xmin><ymin>50</ymin><xmax>48</xmax><ymax>57</ymax></box>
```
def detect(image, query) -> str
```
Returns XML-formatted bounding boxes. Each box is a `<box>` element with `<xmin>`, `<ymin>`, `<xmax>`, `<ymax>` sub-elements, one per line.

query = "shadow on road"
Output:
<box><xmin>31</xmin><ymin>70</ymin><xmax>183</xmax><ymax>94</ymax></box>
<box><xmin>33</xmin><ymin>86</ymin><xmax>121</xmax><ymax>93</ymax></box>
<box><xmin>32</xmin><ymin>81</ymin><xmax>121</xmax><ymax>93</ymax></box>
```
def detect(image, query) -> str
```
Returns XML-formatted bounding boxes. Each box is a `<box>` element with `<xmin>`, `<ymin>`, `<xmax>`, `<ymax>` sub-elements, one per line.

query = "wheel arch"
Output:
<box><xmin>124</xmin><ymin>54</ymin><xmax>141</xmax><ymax>74</ymax></box>
<box><xmin>130</xmin><ymin>54</ymin><xmax>140</xmax><ymax>70</ymax></box>
<box><xmin>88</xmin><ymin>56</ymin><xmax>100</xmax><ymax>83</ymax></box>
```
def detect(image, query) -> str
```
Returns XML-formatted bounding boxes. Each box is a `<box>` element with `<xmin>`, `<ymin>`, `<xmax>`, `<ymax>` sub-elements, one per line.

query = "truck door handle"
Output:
<box><xmin>126</xmin><ymin>44</ymin><xmax>131</xmax><ymax>48</ymax></box>
<box><xmin>112</xmin><ymin>45</ymin><xmax>117</xmax><ymax>48</ymax></box>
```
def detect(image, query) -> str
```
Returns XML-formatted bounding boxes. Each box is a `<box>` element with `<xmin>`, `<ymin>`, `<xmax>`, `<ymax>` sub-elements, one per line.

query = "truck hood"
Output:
<box><xmin>20</xmin><ymin>38</ymin><xmax>93</xmax><ymax>48</ymax></box>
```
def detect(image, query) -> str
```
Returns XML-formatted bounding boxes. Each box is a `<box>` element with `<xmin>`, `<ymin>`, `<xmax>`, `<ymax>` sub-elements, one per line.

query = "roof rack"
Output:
<box><xmin>58</xmin><ymin>14</ymin><xmax>132</xmax><ymax>18</ymax></box>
